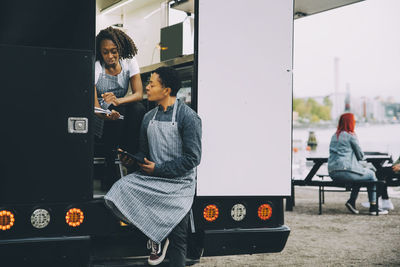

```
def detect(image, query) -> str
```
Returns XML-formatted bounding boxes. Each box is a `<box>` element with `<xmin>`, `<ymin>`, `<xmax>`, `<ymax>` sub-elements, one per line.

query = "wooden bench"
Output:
<box><xmin>291</xmin><ymin>177</ymin><xmax>385</xmax><ymax>215</ymax></box>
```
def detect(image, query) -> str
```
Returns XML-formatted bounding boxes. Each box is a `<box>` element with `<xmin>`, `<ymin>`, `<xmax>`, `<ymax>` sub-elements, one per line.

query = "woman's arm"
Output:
<box><xmin>103</xmin><ymin>74</ymin><xmax>143</xmax><ymax>106</ymax></box>
<box><xmin>94</xmin><ymin>86</ymin><xmax>120</xmax><ymax>120</ymax></box>
<box><xmin>121</xmin><ymin>73</ymin><xmax>143</xmax><ymax>104</ymax></box>
<box><xmin>349</xmin><ymin>134</ymin><xmax>364</xmax><ymax>160</ymax></box>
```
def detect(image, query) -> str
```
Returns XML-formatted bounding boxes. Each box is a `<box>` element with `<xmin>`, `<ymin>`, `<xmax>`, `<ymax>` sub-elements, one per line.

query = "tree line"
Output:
<box><xmin>293</xmin><ymin>97</ymin><xmax>332</xmax><ymax>123</ymax></box>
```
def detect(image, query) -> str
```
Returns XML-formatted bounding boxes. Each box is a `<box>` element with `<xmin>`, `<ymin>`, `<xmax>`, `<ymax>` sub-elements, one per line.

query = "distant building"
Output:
<box><xmin>329</xmin><ymin>92</ymin><xmax>346</xmax><ymax>121</ymax></box>
<box><xmin>385</xmin><ymin>103</ymin><xmax>400</xmax><ymax>122</ymax></box>
<box><xmin>344</xmin><ymin>84</ymin><xmax>351</xmax><ymax>112</ymax></box>
<box><xmin>370</xmin><ymin>97</ymin><xmax>386</xmax><ymax>122</ymax></box>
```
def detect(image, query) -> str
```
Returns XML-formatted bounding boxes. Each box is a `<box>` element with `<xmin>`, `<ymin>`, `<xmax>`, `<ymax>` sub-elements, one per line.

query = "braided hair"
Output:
<box><xmin>96</xmin><ymin>27</ymin><xmax>138</xmax><ymax>62</ymax></box>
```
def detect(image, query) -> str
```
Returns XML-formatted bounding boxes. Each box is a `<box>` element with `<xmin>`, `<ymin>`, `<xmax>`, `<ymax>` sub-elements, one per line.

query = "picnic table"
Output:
<box><xmin>286</xmin><ymin>152</ymin><xmax>393</xmax><ymax>214</ymax></box>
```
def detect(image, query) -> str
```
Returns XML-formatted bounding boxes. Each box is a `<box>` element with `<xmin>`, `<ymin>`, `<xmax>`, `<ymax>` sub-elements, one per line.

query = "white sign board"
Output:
<box><xmin>197</xmin><ymin>0</ymin><xmax>293</xmax><ymax>196</ymax></box>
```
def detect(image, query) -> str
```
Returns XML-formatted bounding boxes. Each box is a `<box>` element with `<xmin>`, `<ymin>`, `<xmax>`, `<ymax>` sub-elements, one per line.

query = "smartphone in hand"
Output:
<box><xmin>116</xmin><ymin>149</ymin><xmax>145</xmax><ymax>164</ymax></box>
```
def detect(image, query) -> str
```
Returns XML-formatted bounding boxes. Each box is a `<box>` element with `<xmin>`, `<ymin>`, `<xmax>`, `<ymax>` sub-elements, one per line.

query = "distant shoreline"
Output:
<box><xmin>293</xmin><ymin>121</ymin><xmax>400</xmax><ymax>129</ymax></box>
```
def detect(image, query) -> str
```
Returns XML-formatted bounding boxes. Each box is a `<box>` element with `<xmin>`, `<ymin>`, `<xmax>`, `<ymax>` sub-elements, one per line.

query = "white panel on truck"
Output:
<box><xmin>197</xmin><ymin>0</ymin><xmax>293</xmax><ymax>196</ymax></box>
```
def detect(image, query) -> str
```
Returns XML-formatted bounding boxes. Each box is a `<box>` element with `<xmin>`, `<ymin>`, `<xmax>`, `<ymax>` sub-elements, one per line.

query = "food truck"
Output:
<box><xmin>0</xmin><ymin>0</ymin><xmax>363</xmax><ymax>265</ymax></box>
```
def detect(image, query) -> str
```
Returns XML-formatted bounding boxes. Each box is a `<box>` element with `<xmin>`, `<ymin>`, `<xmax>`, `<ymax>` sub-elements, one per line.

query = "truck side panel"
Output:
<box><xmin>0</xmin><ymin>46</ymin><xmax>93</xmax><ymax>204</ymax></box>
<box><xmin>197</xmin><ymin>0</ymin><xmax>293</xmax><ymax>196</ymax></box>
<box><xmin>0</xmin><ymin>0</ymin><xmax>95</xmax><ymax>204</ymax></box>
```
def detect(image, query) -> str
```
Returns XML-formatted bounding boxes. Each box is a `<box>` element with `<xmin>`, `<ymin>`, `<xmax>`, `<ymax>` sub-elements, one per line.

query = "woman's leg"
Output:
<box><xmin>330</xmin><ymin>172</ymin><xmax>360</xmax><ymax>213</ymax></box>
<box><xmin>343</xmin><ymin>169</ymin><xmax>377</xmax><ymax>203</ymax></box>
<box><xmin>376</xmin><ymin>167</ymin><xmax>391</xmax><ymax>200</ymax></box>
<box><xmin>331</xmin><ymin>172</ymin><xmax>361</xmax><ymax>203</ymax></box>
<box><xmin>378</xmin><ymin>183</ymin><xmax>389</xmax><ymax>199</ymax></box>
<box><xmin>360</xmin><ymin>169</ymin><xmax>377</xmax><ymax>204</ymax></box>
<box><xmin>359</xmin><ymin>169</ymin><xmax>389</xmax><ymax>214</ymax></box>
<box><xmin>98</xmin><ymin>110</ymin><xmax>125</xmax><ymax>190</ymax></box>
<box><xmin>103</xmin><ymin>121</ymin><xmax>122</xmax><ymax>190</ymax></box>
<box><xmin>121</xmin><ymin>101</ymin><xmax>146</xmax><ymax>153</ymax></box>
<box><xmin>349</xmin><ymin>185</ymin><xmax>360</xmax><ymax>204</ymax></box>
<box><xmin>331</xmin><ymin>170</ymin><xmax>376</xmax><ymax>203</ymax></box>
<box><xmin>120</xmin><ymin>101</ymin><xmax>146</xmax><ymax>173</ymax></box>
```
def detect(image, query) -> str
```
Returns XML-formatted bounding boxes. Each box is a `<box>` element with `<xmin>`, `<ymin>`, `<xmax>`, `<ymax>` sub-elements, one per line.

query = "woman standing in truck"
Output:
<box><xmin>327</xmin><ymin>113</ymin><xmax>388</xmax><ymax>215</ymax></box>
<box><xmin>94</xmin><ymin>26</ymin><xmax>146</xmax><ymax>190</ymax></box>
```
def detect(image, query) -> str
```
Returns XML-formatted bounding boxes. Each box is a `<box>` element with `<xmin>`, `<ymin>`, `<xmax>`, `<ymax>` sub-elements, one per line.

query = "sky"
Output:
<box><xmin>293</xmin><ymin>0</ymin><xmax>400</xmax><ymax>102</ymax></box>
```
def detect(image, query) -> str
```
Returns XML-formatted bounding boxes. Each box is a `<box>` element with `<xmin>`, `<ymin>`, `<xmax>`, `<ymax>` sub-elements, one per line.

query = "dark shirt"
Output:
<box><xmin>138</xmin><ymin>99</ymin><xmax>202</xmax><ymax>177</ymax></box>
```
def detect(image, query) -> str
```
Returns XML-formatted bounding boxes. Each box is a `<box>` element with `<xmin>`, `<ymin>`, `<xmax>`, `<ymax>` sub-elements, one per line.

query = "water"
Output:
<box><xmin>292</xmin><ymin>123</ymin><xmax>400</xmax><ymax>178</ymax></box>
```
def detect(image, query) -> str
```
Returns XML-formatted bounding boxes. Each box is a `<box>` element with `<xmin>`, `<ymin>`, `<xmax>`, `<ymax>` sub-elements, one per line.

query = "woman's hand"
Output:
<box><xmin>106</xmin><ymin>109</ymin><xmax>120</xmax><ymax>120</ymax></box>
<box><xmin>139</xmin><ymin>158</ymin><xmax>155</xmax><ymax>175</ymax></box>
<box><xmin>102</xmin><ymin>92</ymin><xmax>121</xmax><ymax>106</ymax></box>
<box><xmin>392</xmin><ymin>163</ymin><xmax>400</xmax><ymax>172</ymax></box>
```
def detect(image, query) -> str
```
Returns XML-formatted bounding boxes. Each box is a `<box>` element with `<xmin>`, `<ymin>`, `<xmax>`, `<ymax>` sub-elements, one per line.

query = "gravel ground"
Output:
<box><xmin>193</xmin><ymin>187</ymin><xmax>400</xmax><ymax>267</ymax></box>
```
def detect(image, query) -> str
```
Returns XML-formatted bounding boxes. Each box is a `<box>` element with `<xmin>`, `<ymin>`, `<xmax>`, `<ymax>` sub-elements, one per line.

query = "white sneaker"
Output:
<box><xmin>147</xmin><ymin>238</ymin><xmax>169</xmax><ymax>266</ymax></box>
<box><xmin>369</xmin><ymin>206</ymin><xmax>389</xmax><ymax>215</ymax></box>
<box><xmin>361</xmin><ymin>201</ymin><xmax>370</xmax><ymax>208</ymax></box>
<box><xmin>345</xmin><ymin>202</ymin><xmax>359</xmax><ymax>214</ymax></box>
<box><xmin>361</xmin><ymin>197</ymin><xmax>382</xmax><ymax>208</ymax></box>
<box><xmin>381</xmin><ymin>199</ymin><xmax>394</xmax><ymax>210</ymax></box>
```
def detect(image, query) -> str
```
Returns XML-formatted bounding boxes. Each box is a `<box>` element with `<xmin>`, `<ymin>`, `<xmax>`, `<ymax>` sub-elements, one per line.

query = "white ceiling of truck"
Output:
<box><xmin>97</xmin><ymin>0</ymin><xmax>365</xmax><ymax>17</ymax></box>
<box><xmin>294</xmin><ymin>0</ymin><xmax>365</xmax><ymax>18</ymax></box>
<box><xmin>97</xmin><ymin>0</ymin><xmax>120</xmax><ymax>11</ymax></box>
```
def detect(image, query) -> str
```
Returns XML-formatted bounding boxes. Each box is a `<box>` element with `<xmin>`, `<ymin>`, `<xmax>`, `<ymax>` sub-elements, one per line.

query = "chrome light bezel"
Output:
<box><xmin>231</xmin><ymin>203</ymin><xmax>246</xmax><ymax>221</ymax></box>
<box><xmin>31</xmin><ymin>209</ymin><xmax>51</xmax><ymax>229</ymax></box>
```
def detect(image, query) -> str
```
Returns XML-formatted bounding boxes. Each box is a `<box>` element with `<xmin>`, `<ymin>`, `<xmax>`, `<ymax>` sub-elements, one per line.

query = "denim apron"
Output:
<box><xmin>94</xmin><ymin>61</ymin><xmax>130</xmax><ymax>137</ymax></box>
<box><xmin>105</xmin><ymin>101</ymin><xmax>196</xmax><ymax>243</ymax></box>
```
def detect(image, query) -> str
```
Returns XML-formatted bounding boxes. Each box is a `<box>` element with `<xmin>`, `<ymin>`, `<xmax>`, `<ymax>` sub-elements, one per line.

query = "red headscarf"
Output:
<box><xmin>336</xmin><ymin>113</ymin><xmax>355</xmax><ymax>139</ymax></box>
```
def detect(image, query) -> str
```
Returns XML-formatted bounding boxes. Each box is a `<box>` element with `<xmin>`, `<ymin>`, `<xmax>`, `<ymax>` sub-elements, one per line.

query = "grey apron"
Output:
<box><xmin>104</xmin><ymin>101</ymin><xmax>196</xmax><ymax>243</ymax></box>
<box><xmin>94</xmin><ymin>60</ymin><xmax>130</xmax><ymax>137</ymax></box>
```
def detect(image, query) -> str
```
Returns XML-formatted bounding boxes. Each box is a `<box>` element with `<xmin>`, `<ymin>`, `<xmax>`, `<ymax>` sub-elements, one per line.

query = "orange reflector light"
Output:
<box><xmin>258</xmin><ymin>204</ymin><xmax>272</xmax><ymax>221</ymax></box>
<box><xmin>65</xmin><ymin>208</ymin><xmax>84</xmax><ymax>227</ymax></box>
<box><xmin>0</xmin><ymin>210</ymin><xmax>15</xmax><ymax>231</ymax></box>
<box><xmin>120</xmin><ymin>221</ymin><xmax>128</xmax><ymax>227</ymax></box>
<box><xmin>203</xmin><ymin>204</ymin><xmax>219</xmax><ymax>222</ymax></box>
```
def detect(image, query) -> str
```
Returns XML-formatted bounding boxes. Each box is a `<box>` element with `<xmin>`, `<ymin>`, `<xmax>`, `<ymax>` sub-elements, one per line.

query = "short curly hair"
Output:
<box><xmin>153</xmin><ymin>67</ymin><xmax>181</xmax><ymax>97</ymax></box>
<box><xmin>96</xmin><ymin>27</ymin><xmax>138</xmax><ymax>62</ymax></box>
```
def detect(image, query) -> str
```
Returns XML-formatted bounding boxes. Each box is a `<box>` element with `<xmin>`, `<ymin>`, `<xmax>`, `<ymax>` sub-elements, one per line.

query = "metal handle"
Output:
<box><xmin>68</xmin><ymin>117</ymin><xmax>88</xmax><ymax>134</ymax></box>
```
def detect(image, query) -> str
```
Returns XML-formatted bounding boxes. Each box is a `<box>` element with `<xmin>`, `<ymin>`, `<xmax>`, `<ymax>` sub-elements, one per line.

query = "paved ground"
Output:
<box><xmin>193</xmin><ymin>187</ymin><xmax>400</xmax><ymax>267</ymax></box>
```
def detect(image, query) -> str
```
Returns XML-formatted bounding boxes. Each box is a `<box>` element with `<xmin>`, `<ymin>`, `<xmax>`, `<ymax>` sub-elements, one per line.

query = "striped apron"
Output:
<box><xmin>93</xmin><ymin>60</ymin><xmax>130</xmax><ymax>137</ymax></box>
<box><xmin>104</xmin><ymin>101</ymin><xmax>196</xmax><ymax>243</ymax></box>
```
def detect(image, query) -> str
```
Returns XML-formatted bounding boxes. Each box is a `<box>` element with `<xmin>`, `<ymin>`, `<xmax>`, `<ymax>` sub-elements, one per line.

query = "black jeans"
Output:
<box><xmin>167</xmin><ymin>212</ymin><xmax>190</xmax><ymax>267</ymax></box>
<box><xmin>104</xmin><ymin>198</ymin><xmax>191</xmax><ymax>266</ymax></box>
<box><xmin>376</xmin><ymin>166</ymin><xmax>400</xmax><ymax>199</ymax></box>
<box><xmin>95</xmin><ymin>101</ymin><xmax>146</xmax><ymax>190</ymax></box>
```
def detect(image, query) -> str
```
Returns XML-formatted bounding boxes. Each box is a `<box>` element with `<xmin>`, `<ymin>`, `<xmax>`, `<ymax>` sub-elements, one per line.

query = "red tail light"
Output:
<box><xmin>0</xmin><ymin>210</ymin><xmax>15</xmax><ymax>230</ymax></box>
<box><xmin>258</xmin><ymin>204</ymin><xmax>272</xmax><ymax>220</ymax></box>
<box><xmin>66</xmin><ymin>208</ymin><xmax>84</xmax><ymax>227</ymax></box>
<box><xmin>203</xmin><ymin>204</ymin><xmax>219</xmax><ymax>222</ymax></box>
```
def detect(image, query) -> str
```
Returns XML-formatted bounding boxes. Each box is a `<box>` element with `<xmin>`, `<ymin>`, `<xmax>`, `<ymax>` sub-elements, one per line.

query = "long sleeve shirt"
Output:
<box><xmin>137</xmin><ymin>99</ymin><xmax>202</xmax><ymax>178</ymax></box>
